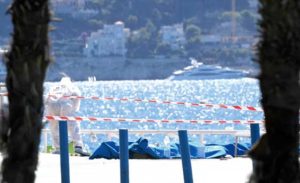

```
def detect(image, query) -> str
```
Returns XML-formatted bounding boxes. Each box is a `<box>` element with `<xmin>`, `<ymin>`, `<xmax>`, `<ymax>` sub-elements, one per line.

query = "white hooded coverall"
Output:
<box><xmin>45</xmin><ymin>77</ymin><xmax>83</xmax><ymax>150</ymax></box>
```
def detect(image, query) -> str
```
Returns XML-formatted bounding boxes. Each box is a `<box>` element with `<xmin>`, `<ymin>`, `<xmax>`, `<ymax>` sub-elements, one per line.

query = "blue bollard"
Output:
<box><xmin>250</xmin><ymin>123</ymin><xmax>260</xmax><ymax>145</ymax></box>
<box><xmin>119</xmin><ymin>129</ymin><xmax>129</xmax><ymax>183</ymax></box>
<box><xmin>59</xmin><ymin>120</ymin><xmax>70</xmax><ymax>183</ymax></box>
<box><xmin>178</xmin><ymin>130</ymin><xmax>194</xmax><ymax>183</ymax></box>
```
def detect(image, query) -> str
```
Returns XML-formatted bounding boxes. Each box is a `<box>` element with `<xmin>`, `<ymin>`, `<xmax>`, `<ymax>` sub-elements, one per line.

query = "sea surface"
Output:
<box><xmin>42</xmin><ymin>77</ymin><xmax>263</xmax><ymax>153</ymax></box>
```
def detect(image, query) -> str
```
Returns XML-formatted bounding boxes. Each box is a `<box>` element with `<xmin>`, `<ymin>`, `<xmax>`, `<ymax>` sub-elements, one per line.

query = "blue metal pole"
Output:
<box><xmin>250</xmin><ymin>123</ymin><xmax>260</xmax><ymax>145</ymax></box>
<box><xmin>59</xmin><ymin>120</ymin><xmax>70</xmax><ymax>183</ymax></box>
<box><xmin>178</xmin><ymin>130</ymin><xmax>193</xmax><ymax>183</ymax></box>
<box><xmin>119</xmin><ymin>129</ymin><xmax>129</xmax><ymax>183</ymax></box>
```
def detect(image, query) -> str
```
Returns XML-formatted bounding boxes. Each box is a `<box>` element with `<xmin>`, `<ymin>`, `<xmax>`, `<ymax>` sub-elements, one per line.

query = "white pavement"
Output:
<box><xmin>33</xmin><ymin>153</ymin><xmax>253</xmax><ymax>183</ymax></box>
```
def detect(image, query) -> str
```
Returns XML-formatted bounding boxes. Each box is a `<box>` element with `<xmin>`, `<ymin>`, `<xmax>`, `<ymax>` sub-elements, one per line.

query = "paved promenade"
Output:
<box><xmin>33</xmin><ymin>153</ymin><xmax>252</xmax><ymax>183</ymax></box>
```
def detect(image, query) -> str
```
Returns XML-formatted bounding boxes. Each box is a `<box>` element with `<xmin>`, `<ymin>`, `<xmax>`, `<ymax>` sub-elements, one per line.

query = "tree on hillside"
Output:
<box><xmin>240</xmin><ymin>10</ymin><xmax>258</xmax><ymax>33</ymax></box>
<box><xmin>184</xmin><ymin>24</ymin><xmax>201</xmax><ymax>58</ymax></box>
<box><xmin>184</xmin><ymin>24</ymin><xmax>201</xmax><ymax>40</ymax></box>
<box><xmin>248</xmin><ymin>1</ymin><xmax>300</xmax><ymax>182</ymax></box>
<box><xmin>127</xmin><ymin>20</ymin><xmax>158</xmax><ymax>58</ymax></box>
<box><xmin>155</xmin><ymin>43</ymin><xmax>172</xmax><ymax>56</ymax></box>
<box><xmin>1</xmin><ymin>0</ymin><xmax>51</xmax><ymax>182</ymax></box>
<box><xmin>127</xmin><ymin>15</ymin><xmax>138</xmax><ymax>30</ymax></box>
<box><xmin>0</xmin><ymin>0</ymin><xmax>10</xmax><ymax>38</ymax></box>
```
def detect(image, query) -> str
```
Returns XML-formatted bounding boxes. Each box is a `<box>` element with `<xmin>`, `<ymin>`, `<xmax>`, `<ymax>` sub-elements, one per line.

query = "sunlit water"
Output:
<box><xmin>42</xmin><ymin>78</ymin><xmax>263</xmax><ymax>153</ymax></box>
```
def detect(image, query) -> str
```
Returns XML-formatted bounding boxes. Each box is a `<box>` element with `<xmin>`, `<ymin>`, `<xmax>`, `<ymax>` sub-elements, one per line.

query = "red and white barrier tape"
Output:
<box><xmin>44</xmin><ymin>115</ymin><xmax>263</xmax><ymax>124</ymax></box>
<box><xmin>0</xmin><ymin>92</ymin><xmax>262</xmax><ymax>112</ymax></box>
<box><xmin>0</xmin><ymin>93</ymin><xmax>7</xmax><ymax>96</ymax></box>
<box><xmin>48</xmin><ymin>95</ymin><xmax>263</xmax><ymax>112</ymax></box>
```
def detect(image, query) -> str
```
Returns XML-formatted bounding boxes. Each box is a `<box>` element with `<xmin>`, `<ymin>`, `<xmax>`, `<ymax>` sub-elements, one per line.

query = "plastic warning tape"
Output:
<box><xmin>44</xmin><ymin>115</ymin><xmax>263</xmax><ymax>124</ymax></box>
<box><xmin>1</xmin><ymin>92</ymin><xmax>262</xmax><ymax>112</ymax></box>
<box><xmin>47</xmin><ymin>95</ymin><xmax>263</xmax><ymax>112</ymax></box>
<box><xmin>0</xmin><ymin>93</ymin><xmax>7</xmax><ymax>96</ymax></box>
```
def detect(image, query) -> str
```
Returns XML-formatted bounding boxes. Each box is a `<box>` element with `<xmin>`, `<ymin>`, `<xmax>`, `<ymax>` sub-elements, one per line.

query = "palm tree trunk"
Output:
<box><xmin>1</xmin><ymin>0</ymin><xmax>51</xmax><ymax>182</ymax></box>
<box><xmin>248</xmin><ymin>1</ymin><xmax>300</xmax><ymax>182</ymax></box>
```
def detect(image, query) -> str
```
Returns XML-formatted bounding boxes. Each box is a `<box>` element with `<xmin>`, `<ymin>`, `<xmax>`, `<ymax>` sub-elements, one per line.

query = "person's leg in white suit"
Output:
<box><xmin>47</xmin><ymin>103</ymin><xmax>61</xmax><ymax>152</ymax></box>
<box><xmin>67</xmin><ymin>120</ymin><xmax>84</xmax><ymax>148</ymax></box>
<box><xmin>47</xmin><ymin>102</ymin><xmax>89</xmax><ymax>156</ymax></box>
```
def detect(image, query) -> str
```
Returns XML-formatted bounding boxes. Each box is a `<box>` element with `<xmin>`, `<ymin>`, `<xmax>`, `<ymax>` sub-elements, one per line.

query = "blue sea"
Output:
<box><xmin>42</xmin><ymin>78</ymin><xmax>263</xmax><ymax>153</ymax></box>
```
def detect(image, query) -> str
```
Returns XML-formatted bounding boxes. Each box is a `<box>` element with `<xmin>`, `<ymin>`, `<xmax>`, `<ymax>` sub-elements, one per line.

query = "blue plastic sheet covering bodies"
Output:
<box><xmin>89</xmin><ymin>138</ymin><xmax>251</xmax><ymax>160</ymax></box>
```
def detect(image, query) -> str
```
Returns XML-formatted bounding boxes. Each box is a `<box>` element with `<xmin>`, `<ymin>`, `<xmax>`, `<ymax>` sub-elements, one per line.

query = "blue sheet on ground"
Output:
<box><xmin>89</xmin><ymin>137</ymin><xmax>251</xmax><ymax>160</ymax></box>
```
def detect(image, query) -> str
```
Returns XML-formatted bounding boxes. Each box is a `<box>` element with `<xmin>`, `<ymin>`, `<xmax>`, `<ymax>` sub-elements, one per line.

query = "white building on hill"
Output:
<box><xmin>159</xmin><ymin>24</ymin><xmax>186</xmax><ymax>50</ymax></box>
<box><xmin>84</xmin><ymin>21</ymin><xmax>129</xmax><ymax>57</ymax></box>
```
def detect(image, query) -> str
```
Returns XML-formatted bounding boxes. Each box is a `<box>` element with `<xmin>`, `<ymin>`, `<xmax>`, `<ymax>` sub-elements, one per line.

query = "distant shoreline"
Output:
<box><xmin>45</xmin><ymin>56</ymin><xmax>191</xmax><ymax>81</ymax></box>
<box><xmin>0</xmin><ymin>55</ymin><xmax>258</xmax><ymax>82</ymax></box>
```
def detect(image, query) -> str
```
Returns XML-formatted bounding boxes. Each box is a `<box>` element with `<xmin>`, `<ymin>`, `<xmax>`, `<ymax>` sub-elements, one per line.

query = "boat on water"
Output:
<box><xmin>0</xmin><ymin>45</ymin><xmax>8</xmax><ymax>55</ymax></box>
<box><xmin>168</xmin><ymin>58</ymin><xmax>250</xmax><ymax>80</ymax></box>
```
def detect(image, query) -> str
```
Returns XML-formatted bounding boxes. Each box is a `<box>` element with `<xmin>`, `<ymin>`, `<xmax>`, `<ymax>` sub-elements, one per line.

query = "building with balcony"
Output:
<box><xmin>159</xmin><ymin>24</ymin><xmax>186</xmax><ymax>51</ymax></box>
<box><xmin>84</xmin><ymin>21</ymin><xmax>129</xmax><ymax>57</ymax></box>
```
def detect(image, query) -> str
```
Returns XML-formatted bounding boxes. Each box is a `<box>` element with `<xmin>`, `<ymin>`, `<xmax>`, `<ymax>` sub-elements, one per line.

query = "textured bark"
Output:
<box><xmin>1</xmin><ymin>0</ymin><xmax>51</xmax><ymax>182</ymax></box>
<box><xmin>248</xmin><ymin>1</ymin><xmax>300</xmax><ymax>182</ymax></box>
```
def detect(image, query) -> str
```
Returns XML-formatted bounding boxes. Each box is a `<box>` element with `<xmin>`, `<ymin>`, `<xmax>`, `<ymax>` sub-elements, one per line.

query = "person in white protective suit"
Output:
<box><xmin>45</xmin><ymin>77</ymin><xmax>90</xmax><ymax>156</ymax></box>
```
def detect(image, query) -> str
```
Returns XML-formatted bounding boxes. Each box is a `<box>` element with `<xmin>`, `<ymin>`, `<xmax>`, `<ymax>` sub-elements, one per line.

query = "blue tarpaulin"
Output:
<box><xmin>89</xmin><ymin>138</ymin><xmax>251</xmax><ymax>160</ymax></box>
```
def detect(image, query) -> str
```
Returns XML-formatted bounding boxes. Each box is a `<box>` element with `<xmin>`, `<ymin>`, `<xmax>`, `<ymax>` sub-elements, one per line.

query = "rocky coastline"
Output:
<box><xmin>46</xmin><ymin>56</ymin><xmax>191</xmax><ymax>81</ymax></box>
<box><xmin>1</xmin><ymin>54</ymin><xmax>258</xmax><ymax>82</ymax></box>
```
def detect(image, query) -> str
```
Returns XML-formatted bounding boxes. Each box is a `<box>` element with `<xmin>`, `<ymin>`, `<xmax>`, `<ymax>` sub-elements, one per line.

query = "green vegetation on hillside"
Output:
<box><xmin>1</xmin><ymin>0</ymin><xmax>257</xmax><ymax>61</ymax></box>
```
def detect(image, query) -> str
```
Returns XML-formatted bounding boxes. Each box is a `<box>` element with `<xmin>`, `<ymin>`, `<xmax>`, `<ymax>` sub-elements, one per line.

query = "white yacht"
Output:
<box><xmin>168</xmin><ymin>58</ymin><xmax>250</xmax><ymax>80</ymax></box>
